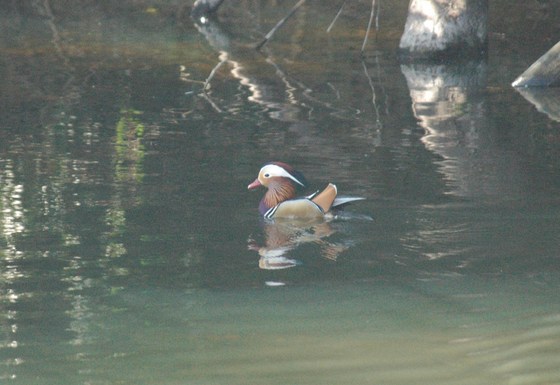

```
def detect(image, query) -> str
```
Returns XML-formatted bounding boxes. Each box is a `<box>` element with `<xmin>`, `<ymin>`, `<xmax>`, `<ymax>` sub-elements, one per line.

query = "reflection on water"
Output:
<box><xmin>1</xmin><ymin>0</ymin><xmax>560</xmax><ymax>384</ymax></box>
<box><xmin>194</xmin><ymin>18</ymin><xmax>304</xmax><ymax>121</ymax></box>
<box><xmin>249</xmin><ymin>216</ymin><xmax>362</xmax><ymax>271</ymax></box>
<box><xmin>401</xmin><ymin>61</ymin><xmax>493</xmax><ymax>199</ymax></box>
<box><xmin>516</xmin><ymin>87</ymin><xmax>560</xmax><ymax>122</ymax></box>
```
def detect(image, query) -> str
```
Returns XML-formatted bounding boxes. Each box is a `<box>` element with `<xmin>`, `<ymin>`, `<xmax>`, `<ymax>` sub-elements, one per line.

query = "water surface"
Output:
<box><xmin>1</xmin><ymin>1</ymin><xmax>560</xmax><ymax>384</ymax></box>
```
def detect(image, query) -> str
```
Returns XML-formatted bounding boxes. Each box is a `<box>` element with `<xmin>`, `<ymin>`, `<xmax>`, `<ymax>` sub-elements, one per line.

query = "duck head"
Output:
<box><xmin>248</xmin><ymin>162</ymin><xmax>307</xmax><ymax>215</ymax></box>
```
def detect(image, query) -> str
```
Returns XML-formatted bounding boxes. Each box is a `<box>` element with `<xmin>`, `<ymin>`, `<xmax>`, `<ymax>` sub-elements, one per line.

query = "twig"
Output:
<box><xmin>200</xmin><ymin>92</ymin><xmax>223</xmax><ymax>113</ymax></box>
<box><xmin>201</xmin><ymin>58</ymin><xmax>228</xmax><ymax>113</ymax></box>
<box><xmin>203</xmin><ymin>58</ymin><xmax>227</xmax><ymax>91</ymax></box>
<box><xmin>361</xmin><ymin>59</ymin><xmax>381</xmax><ymax>126</ymax></box>
<box><xmin>255</xmin><ymin>0</ymin><xmax>307</xmax><ymax>50</ymax></box>
<box><xmin>327</xmin><ymin>0</ymin><xmax>347</xmax><ymax>33</ymax></box>
<box><xmin>375</xmin><ymin>0</ymin><xmax>380</xmax><ymax>31</ymax></box>
<box><xmin>361</xmin><ymin>0</ymin><xmax>377</xmax><ymax>53</ymax></box>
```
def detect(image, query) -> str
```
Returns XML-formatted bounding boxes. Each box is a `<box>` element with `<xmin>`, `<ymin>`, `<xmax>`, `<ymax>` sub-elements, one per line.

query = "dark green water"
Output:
<box><xmin>1</xmin><ymin>1</ymin><xmax>560</xmax><ymax>384</ymax></box>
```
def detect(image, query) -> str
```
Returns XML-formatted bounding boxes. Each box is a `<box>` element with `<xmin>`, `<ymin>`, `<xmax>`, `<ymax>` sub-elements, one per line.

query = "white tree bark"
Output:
<box><xmin>512</xmin><ymin>40</ymin><xmax>560</xmax><ymax>88</ymax></box>
<box><xmin>399</xmin><ymin>0</ymin><xmax>488</xmax><ymax>60</ymax></box>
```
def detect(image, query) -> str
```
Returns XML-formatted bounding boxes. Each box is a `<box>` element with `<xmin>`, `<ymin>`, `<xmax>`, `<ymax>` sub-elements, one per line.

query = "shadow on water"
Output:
<box><xmin>0</xmin><ymin>0</ymin><xmax>560</xmax><ymax>384</ymax></box>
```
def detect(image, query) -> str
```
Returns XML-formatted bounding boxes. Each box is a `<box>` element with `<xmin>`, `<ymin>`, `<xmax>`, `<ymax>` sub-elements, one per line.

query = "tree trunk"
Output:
<box><xmin>398</xmin><ymin>0</ymin><xmax>488</xmax><ymax>61</ymax></box>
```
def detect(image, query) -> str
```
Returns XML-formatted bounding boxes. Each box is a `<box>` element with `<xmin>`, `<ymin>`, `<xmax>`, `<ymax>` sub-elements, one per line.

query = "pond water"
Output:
<box><xmin>1</xmin><ymin>1</ymin><xmax>560</xmax><ymax>384</ymax></box>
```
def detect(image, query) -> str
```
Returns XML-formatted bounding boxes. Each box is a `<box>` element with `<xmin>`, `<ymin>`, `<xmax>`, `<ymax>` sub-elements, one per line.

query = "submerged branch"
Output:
<box><xmin>203</xmin><ymin>58</ymin><xmax>228</xmax><ymax>91</ymax></box>
<box><xmin>361</xmin><ymin>59</ymin><xmax>381</xmax><ymax>127</ymax></box>
<box><xmin>327</xmin><ymin>1</ymin><xmax>347</xmax><ymax>33</ymax></box>
<box><xmin>200</xmin><ymin>92</ymin><xmax>223</xmax><ymax>113</ymax></box>
<box><xmin>200</xmin><ymin>58</ymin><xmax>228</xmax><ymax>113</ymax></box>
<box><xmin>255</xmin><ymin>0</ymin><xmax>307</xmax><ymax>50</ymax></box>
<box><xmin>361</xmin><ymin>0</ymin><xmax>377</xmax><ymax>53</ymax></box>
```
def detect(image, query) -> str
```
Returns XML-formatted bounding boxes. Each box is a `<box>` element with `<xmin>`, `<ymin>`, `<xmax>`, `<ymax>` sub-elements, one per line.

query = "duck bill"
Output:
<box><xmin>247</xmin><ymin>178</ymin><xmax>262</xmax><ymax>190</ymax></box>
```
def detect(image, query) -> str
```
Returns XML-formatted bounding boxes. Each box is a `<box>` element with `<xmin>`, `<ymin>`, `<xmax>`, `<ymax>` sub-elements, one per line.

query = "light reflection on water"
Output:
<box><xmin>1</xmin><ymin>0</ymin><xmax>560</xmax><ymax>384</ymax></box>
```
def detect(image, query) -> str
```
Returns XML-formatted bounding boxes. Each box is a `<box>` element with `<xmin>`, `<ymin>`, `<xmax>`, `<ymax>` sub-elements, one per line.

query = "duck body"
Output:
<box><xmin>248</xmin><ymin>162</ymin><xmax>364</xmax><ymax>220</ymax></box>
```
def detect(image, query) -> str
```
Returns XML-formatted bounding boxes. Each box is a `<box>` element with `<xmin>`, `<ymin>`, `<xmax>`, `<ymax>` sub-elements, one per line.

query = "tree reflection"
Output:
<box><xmin>401</xmin><ymin>60</ymin><xmax>490</xmax><ymax>199</ymax></box>
<box><xmin>0</xmin><ymin>3</ymin><xmax>158</xmax><ymax>380</ymax></box>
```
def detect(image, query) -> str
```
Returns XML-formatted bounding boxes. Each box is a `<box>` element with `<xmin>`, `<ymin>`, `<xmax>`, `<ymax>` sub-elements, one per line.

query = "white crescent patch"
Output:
<box><xmin>260</xmin><ymin>164</ymin><xmax>305</xmax><ymax>186</ymax></box>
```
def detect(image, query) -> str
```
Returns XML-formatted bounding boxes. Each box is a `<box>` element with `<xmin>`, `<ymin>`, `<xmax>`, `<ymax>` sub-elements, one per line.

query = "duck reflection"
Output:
<box><xmin>248</xmin><ymin>217</ymin><xmax>352</xmax><ymax>270</ymax></box>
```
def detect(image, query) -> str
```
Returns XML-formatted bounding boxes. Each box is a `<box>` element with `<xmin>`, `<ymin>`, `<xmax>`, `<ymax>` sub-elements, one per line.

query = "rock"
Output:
<box><xmin>191</xmin><ymin>0</ymin><xmax>225</xmax><ymax>21</ymax></box>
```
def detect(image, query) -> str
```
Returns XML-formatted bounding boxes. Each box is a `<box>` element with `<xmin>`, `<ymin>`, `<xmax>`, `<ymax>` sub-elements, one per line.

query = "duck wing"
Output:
<box><xmin>264</xmin><ymin>199</ymin><xmax>324</xmax><ymax>219</ymax></box>
<box><xmin>311</xmin><ymin>183</ymin><xmax>338</xmax><ymax>213</ymax></box>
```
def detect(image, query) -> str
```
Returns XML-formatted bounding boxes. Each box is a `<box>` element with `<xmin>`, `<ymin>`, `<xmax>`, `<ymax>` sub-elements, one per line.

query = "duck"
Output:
<box><xmin>247</xmin><ymin>161</ymin><xmax>365</xmax><ymax>220</ymax></box>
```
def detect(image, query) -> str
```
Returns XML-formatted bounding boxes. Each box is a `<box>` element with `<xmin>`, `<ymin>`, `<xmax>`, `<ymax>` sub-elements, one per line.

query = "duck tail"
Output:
<box><xmin>332</xmin><ymin>196</ymin><xmax>366</xmax><ymax>208</ymax></box>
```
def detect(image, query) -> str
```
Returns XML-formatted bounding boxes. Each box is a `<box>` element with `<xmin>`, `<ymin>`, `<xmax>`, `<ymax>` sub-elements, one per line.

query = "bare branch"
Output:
<box><xmin>361</xmin><ymin>0</ymin><xmax>377</xmax><ymax>53</ymax></box>
<box><xmin>256</xmin><ymin>0</ymin><xmax>307</xmax><ymax>51</ymax></box>
<box><xmin>327</xmin><ymin>1</ymin><xmax>347</xmax><ymax>33</ymax></box>
<box><xmin>203</xmin><ymin>59</ymin><xmax>228</xmax><ymax>91</ymax></box>
<box><xmin>361</xmin><ymin>60</ymin><xmax>381</xmax><ymax>126</ymax></box>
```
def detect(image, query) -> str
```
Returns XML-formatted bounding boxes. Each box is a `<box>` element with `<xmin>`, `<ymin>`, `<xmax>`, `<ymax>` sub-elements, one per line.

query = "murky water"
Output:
<box><xmin>1</xmin><ymin>1</ymin><xmax>560</xmax><ymax>384</ymax></box>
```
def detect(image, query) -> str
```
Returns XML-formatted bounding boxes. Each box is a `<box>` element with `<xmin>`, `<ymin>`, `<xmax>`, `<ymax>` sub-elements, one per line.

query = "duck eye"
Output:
<box><xmin>264</xmin><ymin>173</ymin><xmax>270</xmax><ymax>178</ymax></box>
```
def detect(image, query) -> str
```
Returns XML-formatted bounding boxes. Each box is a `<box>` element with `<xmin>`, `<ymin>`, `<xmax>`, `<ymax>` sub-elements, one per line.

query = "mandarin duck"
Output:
<box><xmin>247</xmin><ymin>162</ymin><xmax>365</xmax><ymax>220</ymax></box>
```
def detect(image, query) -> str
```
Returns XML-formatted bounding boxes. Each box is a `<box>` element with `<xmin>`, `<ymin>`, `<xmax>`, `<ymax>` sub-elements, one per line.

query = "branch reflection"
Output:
<box><xmin>193</xmin><ymin>18</ymin><xmax>303</xmax><ymax>121</ymax></box>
